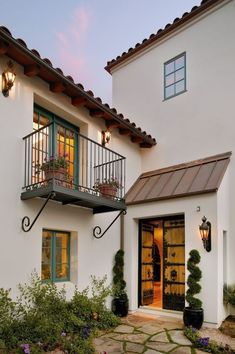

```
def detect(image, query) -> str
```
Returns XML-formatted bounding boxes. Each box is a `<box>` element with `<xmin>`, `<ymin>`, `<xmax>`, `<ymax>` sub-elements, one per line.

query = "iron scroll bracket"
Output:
<box><xmin>93</xmin><ymin>209</ymin><xmax>127</xmax><ymax>239</ymax></box>
<box><xmin>22</xmin><ymin>192</ymin><xmax>56</xmax><ymax>232</ymax></box>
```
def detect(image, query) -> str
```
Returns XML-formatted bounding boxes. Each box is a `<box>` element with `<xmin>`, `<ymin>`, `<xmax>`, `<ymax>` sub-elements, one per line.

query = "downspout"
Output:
<box><xmin>120</xmin><ymin>212</ymin><xmax>125</xmax><ymax>250</ymax></box>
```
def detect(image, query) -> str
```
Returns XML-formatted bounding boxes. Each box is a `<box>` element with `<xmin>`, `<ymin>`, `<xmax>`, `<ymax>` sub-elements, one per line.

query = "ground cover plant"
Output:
<box><xmin>0</xmin><ymin>273</ymin><xmax>120</xmax><ymax>353</ymax></box>
<box><xmin>184</xmin><ymin>326</ymin><xmax>233</xmax><ymax>354</ymax></box>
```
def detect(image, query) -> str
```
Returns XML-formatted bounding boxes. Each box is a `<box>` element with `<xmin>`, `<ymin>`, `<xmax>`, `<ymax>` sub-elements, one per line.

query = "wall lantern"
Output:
<box><xmin>102</xmin><ymin>130</ymin><xmax>111</xmax><ymax>146</ymax></box>
<box><xmin>2</xmin><ymin>60</ymin><xmax>16</xmax><ymax>97</ymax></box>
<box><xmin>199</xmin><ymin>216</ymin><xmax>211</xmax><ymax>252</ymax></box>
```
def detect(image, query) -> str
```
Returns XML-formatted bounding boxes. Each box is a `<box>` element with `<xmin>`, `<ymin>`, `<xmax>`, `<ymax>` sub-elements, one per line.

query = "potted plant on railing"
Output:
<box><xmin>183</xmin><ymin>249</ymin><xmax>204</xmax><ymax>329</ymax></box>
<box><xmin>94</xmin><ymin>177</ymin><xmax>122</xmax><ymax>199</ymax></box>
<box><xmin>111</xmin><ymin>249</ymin><xmax>129</xmax><ymax>317</ymax></box>
<box><xmin>41</xmin><ymin>155</ymin><xmax>69</xmax><ymax>183</ymax></box>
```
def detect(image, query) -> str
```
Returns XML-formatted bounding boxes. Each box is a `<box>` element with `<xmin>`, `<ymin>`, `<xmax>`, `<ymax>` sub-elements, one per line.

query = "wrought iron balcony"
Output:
<box><xmin>21</xmin><ymin>122</ymin><xmax>126</xmax><ymax>213</ymax></box>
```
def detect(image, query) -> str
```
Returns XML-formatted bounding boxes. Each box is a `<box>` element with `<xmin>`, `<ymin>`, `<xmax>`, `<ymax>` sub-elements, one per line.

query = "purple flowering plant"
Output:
<box><xmin>20</xmin><ymin>343</ymin><xmax>30</xmax><ymax>354</ymax></box>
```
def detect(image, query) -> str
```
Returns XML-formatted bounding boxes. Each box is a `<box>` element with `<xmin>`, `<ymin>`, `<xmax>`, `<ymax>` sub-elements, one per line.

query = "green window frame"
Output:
<box><xmin>164</xmin><ymin>52</ymin><xmax>186</xmax><ymax>100</ymax></box>
<box><xmin>34</xmin><ymin>104</ymin><xmax>79</xmax><ymax>185</ymax></box>
<box><xmin>42</xmin><ymin>229</ymin><xmax>70</xmax><ymax>282</ymax></box>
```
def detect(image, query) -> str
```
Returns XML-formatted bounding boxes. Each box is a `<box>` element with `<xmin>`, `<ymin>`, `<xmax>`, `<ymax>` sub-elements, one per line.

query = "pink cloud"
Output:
<box><xmin>55</xmin><ymin>6</ymin><xmax>92</xmax><ymax>88</ymax></box>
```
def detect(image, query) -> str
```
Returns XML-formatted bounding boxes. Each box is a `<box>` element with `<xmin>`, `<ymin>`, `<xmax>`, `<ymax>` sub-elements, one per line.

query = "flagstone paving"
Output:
<box><xmin>93</xmin><ymin>313</ymin><xmax>193</xmax><ymax>353</ymax></box>
<box><xmin>93</xmin><ymin>313</ymin><xmax>235</xmax><ymax>353</ymax></box>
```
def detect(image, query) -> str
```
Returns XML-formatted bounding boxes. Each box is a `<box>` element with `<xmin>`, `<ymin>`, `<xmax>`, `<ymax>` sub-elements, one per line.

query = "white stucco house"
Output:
<box><xmin>106</xmin><ymin>0</ymin><xmax>235</xmax><ymax>327</ymax></box>
<box><xmin>0</xmin><ymin>0</ymin><xmax>234</xmax><ymax>328</ymax></box>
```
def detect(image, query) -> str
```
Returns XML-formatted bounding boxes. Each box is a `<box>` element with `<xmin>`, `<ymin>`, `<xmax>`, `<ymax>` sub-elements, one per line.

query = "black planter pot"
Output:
<box><xmin>183</xmin><ymin>307</ymin><xmax>204</xmax><ymax>329</ymax></box>
<box><xmin>112</xmin><ymin>297</ymin><xmax>129</xmax><ymax>317</ymax></box>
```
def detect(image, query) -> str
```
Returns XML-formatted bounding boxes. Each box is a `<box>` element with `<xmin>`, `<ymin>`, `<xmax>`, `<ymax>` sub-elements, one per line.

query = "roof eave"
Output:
<box><xmin>0</xmin><ymin>27</ymin><xmax>156</xmax><ymax>147</ymax></box>
<box><xmin>105</xmin><ymin>0</ymin><xmax>227</xmax><ymax>74</ymax></box>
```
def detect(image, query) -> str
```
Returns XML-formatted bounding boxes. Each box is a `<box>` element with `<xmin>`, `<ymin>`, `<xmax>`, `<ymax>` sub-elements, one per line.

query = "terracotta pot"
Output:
<box><xmin>99</xmin><ymin>184</ymin><xmax>117</xmax><ymax>199</ymax></box>
<box><xmin>44</xmin><ymin>168</ymin><xmax>67</xmax><ymax>181</ymax></box>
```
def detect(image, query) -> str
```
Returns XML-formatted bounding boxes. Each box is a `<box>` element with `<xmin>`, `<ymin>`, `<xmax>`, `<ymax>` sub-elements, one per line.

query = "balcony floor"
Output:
<box><xmin>21</xmin><ymin>180</ymin><xmax>126</xmax><ymax>214</ymax></box>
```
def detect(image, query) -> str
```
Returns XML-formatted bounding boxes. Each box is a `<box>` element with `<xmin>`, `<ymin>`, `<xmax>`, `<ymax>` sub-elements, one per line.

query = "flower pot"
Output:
<box><xmin>111</xmin><ymin>297</ymin><xmax>129</xmax><ymax>317</ymax></box>
<box><xmin>44</xmin><ymin>168</ymin><xmax>67</xmax><ymax>181</ymax></box>
<box><xmin>183</xmin><ymin>307</ymin><xmax>204</xmax><ymax>329</ymax></box>
<box><xmin>99</xmin><ymin>184</ymin><xmax>117</xmax><ymax>199</ymax></box>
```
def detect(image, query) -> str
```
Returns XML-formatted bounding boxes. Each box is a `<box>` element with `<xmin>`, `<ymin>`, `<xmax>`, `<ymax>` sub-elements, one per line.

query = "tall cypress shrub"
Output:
<box><xmin>113</xmin><ymin>250</ymin><xmax>128</xmax><ymax>300</ymax></box>
<box><xmin>186</xmin><ymin>249</ymin><xmax>202</xmax><ymax>309</ymax></box>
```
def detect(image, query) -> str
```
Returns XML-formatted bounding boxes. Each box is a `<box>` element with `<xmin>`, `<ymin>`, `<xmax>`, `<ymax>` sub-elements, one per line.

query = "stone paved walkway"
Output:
<box><xmin>93</xmin><ymin>313</ymin><xmax>202</xmax><ymax>354</ymax></box>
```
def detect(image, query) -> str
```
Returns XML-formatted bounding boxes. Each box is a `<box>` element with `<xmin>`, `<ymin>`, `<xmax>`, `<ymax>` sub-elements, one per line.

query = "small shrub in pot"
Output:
<box><xmin>183</xmin><ymin>249</ymin><xmax>204</xmax><ymax>329</ymax></box>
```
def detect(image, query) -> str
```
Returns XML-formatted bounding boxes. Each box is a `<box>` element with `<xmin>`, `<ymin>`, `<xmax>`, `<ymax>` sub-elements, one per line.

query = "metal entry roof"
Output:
<box><xmin>126</xmin><ymin>152</ymin><xmax>231</xmax><ymax>205</ymax></box>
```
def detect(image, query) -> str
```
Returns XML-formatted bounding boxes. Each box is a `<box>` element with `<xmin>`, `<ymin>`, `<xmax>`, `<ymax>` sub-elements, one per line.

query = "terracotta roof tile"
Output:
<box><xmin>105</xmin><ymin>0</ymin><xmax>225</xmax><ymax>73</ymax></box>
<box><xmin>0</xmin><ymin>25</ymin><xmax>156</xmax><ymax>147</ymax></box>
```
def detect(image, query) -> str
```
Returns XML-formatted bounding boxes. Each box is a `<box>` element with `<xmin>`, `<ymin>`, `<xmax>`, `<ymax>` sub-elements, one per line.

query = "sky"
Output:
<box><xmin>0</xmin><ymin>0</ymin><xmax>200</xmax><ymax>104</ymax></box>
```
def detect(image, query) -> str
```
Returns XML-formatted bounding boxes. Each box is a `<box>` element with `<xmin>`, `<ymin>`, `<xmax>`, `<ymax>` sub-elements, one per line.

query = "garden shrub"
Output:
<box><xmin>185</xmin><ymin>249</ymin><xmax>202</xmax><ymax>309</ymax></box>
<box><xmin>224</xmin><ymin>284</ymin><xmax>235</xmax><ymax>308</ymax></box>
<box><xmin>184</xmin><ymin>326</ymin><xmax>233</xmax><ymax>353</ymax></box>
<box><xmin>0</xmin><ymin>272</ymin><xmax>119</xmax><ymax>353</ymax></box>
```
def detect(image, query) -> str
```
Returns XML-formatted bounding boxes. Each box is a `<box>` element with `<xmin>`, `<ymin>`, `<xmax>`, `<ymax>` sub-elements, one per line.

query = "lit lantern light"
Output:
<box><xmin>199</xmin><ymin>216</ymin><xmax>211</xmax><ymax>252</ymax></box>
<box><xmin>2</xmin><ymin>60</ymin><xmax>16</xmax><ymax>97</ymax></box>
<box><xmin>102</xmin><ymin>130</ymin><xmax>111</xmax><ymax>146</ymax></box>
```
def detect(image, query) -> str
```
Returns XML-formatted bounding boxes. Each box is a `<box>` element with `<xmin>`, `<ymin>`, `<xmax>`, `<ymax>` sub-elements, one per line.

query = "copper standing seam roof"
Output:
<box><xmin>125</xmin><ymin>152</ymin><xmax>231</xmax><ymax>205</ymax></box>
<box><xmin>0</xmin><ymin>26</ymin><xmax>156</xmax><ymax>148</ymax></box>
<box><xmin>105</xmin><ymin>0</ymin><xmax>227</xmax><ymax>73</ymax></box>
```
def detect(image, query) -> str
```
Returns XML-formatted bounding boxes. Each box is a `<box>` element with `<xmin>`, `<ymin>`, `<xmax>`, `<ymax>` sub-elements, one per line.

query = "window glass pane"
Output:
<box><xmin>41</xmin><ymin>263</ymin><xmax>51</xmax><ymax>280</ymax></box>
<box><xmin>175</xmin><ymin>68</ymin><xmax>184</xmax><ymax>82</ymax></box>
<box><xmin>165</xmin><ymin>73</ymin><xmax>175</xmax><ymax>87</ymax></box>
<box><xmin>56</xmin><ymin>233</ymin><xmax>69</xmax><ymax>279</ymax></box>
<box><xmin>33</xmin><ymin>113</ymin><xmax>49</xmax><ymax>131</ymax></box>
<box><xmin>42</xmin><ymin>231</ymin><xmax>52</xmax><ymax>280</ymax></box>
<box><xmin>165</xmin><ymin>85</ymin><xmax>174</xmax><ymax>98</ymax></box>
<box><xmin>175</xmin><ymin>55</ymin><xmax>185</xmax><ymax>70</ymax></box>
<box><xmin>175</xmin><ymin>80</ymin><xmax>185</xmax><ymax>94</ymax></box>
<box><xmin>56</xmin><ymin>263</ymin><xmax>69</xmax><ymax>279</ymax></box>
<box><xmin>165</xmin><ymin>61</ymin><xmax>174</xmax><ymax>75</ymax></box>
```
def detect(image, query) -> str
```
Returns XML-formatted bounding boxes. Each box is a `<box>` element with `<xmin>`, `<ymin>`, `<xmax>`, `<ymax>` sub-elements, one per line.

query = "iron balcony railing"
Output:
<box><xmin>22</xmin><ymin>122</ymin><xmax>126</xmax><ymax>201</ymax></box>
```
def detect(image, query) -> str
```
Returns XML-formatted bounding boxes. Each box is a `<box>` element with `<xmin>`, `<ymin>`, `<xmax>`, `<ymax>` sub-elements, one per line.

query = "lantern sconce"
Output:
<box><xmin>101</xmin><ymin>129</ymin><xmax>111</xmax><ymax>146</ymax></box>
<box><xmin>199</xmin><ymin>216</ymin><xmax>211</xmax><ymax>252</ymax></box>
<box><xmin>2</xmin><ymin>60</ymin><xmax>16</xmax><ymax>97</ymax></box>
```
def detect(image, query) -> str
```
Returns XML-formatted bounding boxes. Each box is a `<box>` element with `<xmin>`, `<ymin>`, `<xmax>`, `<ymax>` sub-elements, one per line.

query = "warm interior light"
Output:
<box><xmin>2</xmin><ymin>60</ymin><xmax>16</xmax><ymax>97</ymax></box>
<box><xmin>199</xmin><ymin>216</ymin><xmax>211</xmax><ymax>252</ymax></box>
<box><xmin>102</xmin><ymin>130</ymin><xmax>111</xmax><ymax>146</ymax></box>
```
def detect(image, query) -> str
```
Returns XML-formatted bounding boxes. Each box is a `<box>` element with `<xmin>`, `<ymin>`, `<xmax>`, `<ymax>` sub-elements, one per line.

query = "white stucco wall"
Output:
<box><xmin>0</xmin><ymin>55</ymin><xmax>141</xmax><ymax>298</ymax></box>
<box><xmin>111</xmin><ymin>0</ymin><xmax>235</xmax><ymax>323</ymax></box>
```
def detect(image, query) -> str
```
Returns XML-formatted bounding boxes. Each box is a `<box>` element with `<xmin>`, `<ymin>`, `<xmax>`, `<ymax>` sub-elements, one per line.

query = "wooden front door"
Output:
<box><xmin>163</xmin><ymin>218</ymin><xmax>185</xmax><ymax>311</ymax></box>
<box><xmin>139</xmin><ymin>216</ymin><xmax>185</xmax><ymax>311</ymax></box>
<box><xmin>139</xmin><ymin>223</ymin><xmax>154</xmax><ymax>305</ymax></box>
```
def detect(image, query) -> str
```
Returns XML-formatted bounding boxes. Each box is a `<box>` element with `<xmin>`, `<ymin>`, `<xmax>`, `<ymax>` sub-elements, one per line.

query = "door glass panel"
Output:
<box><xmin>32</xmin><ymin>112</ymin><xmax>50</xmax><ymax>184</ymax></box>
<box><xmin>56</xmin><ymin>124</ymin><xmax>77</xmax><ymax>184</ymax></box>
<box><xmin>140</xmin><ymin>224</ymin><xmax>154</xmax><ymax>306</ymax></box>
<box><xmin>163</xmin><ymin>218</ymin><xmax>185</xmax><ymax>311</ymax></box>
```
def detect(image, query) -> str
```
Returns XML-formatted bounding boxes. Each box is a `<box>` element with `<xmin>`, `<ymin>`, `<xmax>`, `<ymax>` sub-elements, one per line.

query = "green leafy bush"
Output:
<box><xmin>186</xmin><ymin>249</ymin><xmax>202</xmax><ymax>309</ymax></box>
<box><xmin>0</xmin><ymin>272</ymin><xmax>119</xmax><ymax>353</ymax></box>
<box><xmin>224</xmin><ymin>284</ymin><xmax>235</xmax><ymax>308</ymax></box>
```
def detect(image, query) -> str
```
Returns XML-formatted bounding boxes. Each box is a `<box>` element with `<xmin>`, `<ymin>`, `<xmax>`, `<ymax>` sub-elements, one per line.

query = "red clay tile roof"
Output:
<box><xmin>105</xmin><ymin>0</ymin><xmax>225</xmax><ymax>73</ymax></box>
<box><xmin>0</xmin><ymin>26</ymin><xmax>156</xmax><ymax>148</ymax></box>
<box><xmin>125</xmin><ymin>152</ymin><xmax>231</xmax><ymax>205</ymax></box>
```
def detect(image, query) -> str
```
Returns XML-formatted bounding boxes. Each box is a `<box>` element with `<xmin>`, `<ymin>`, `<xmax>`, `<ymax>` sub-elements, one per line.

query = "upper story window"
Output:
<box><xmin>164</xmin><ymin>53</ymin><xmax>186</xmax><ymax>100</ymax></box>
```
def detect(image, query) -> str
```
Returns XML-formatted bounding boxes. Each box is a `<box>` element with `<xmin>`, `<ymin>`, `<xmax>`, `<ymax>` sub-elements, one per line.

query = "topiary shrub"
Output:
<box><xmin>186</xmin><ymin>249</ymin><xmax>202</xmax><ymax>309</ymax></box>
<box><xmin>112</xmin><ymin>250</ymin><xmax>128</xmax><ymax>301</ymax></box>
<box><xmin>224</xmin><ymin>284</ymin><xmax>235</xmax><ymax>308</ymax></box>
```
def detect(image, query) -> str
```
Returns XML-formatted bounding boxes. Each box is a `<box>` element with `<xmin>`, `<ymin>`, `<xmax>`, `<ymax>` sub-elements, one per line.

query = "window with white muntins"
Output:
<box><xmin>164</xmin><ymin>53</ymin><xmax>186</xmax><ymax>100</ymax></box>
